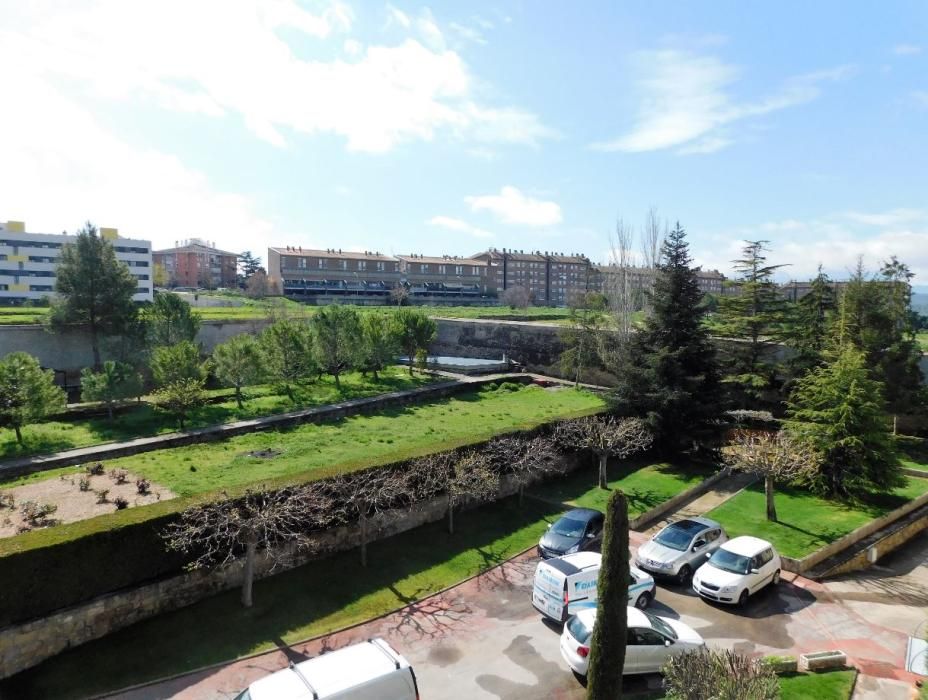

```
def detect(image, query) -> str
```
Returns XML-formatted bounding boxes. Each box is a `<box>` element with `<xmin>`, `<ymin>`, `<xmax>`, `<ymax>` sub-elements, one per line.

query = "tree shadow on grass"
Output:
<box><xmin>0</xmin><ymin>433</ymin><xmax>77</xmax><ymax>460</ymax></box>
<box><xmin>1</xmin><ymin>496</ymin><xmax>561</xmax><ymax>700</ymax></box>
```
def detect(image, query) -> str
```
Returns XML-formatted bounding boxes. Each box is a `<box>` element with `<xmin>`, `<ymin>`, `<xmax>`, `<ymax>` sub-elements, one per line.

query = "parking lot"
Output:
<box><xmin>117</xmin><ymin>531</ymin><xmax>926</xmax><ymax>699</ymax></box>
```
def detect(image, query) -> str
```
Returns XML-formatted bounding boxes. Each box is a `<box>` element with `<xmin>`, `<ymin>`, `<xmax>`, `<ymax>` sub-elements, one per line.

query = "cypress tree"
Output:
<box><xmin>587</xmin><ymin>489</ymin><xmax>629</xmax><ymax>700</ymax></box>
<box><xmin>611</xmin><ymin>223</ymin><xmax>723</xmax><ymax>454</ymax></box>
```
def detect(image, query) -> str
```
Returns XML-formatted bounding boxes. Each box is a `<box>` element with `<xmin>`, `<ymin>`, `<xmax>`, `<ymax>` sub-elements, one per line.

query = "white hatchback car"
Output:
<box><xmin>560</xmin><ymin>606</ymin><xmax>704</xmax><ymax>677</ymax></box>
<box><xmin>692</xmin><ymin>535</ymin><xmax>781</xmax><ymax>606</ymax></box>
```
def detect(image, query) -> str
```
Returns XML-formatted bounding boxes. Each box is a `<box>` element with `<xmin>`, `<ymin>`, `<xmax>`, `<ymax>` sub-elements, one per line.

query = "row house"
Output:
<box><xmin>471</xmin><ymin>248</ymin><xmax>596</xmax><ymax>306</ymax></box>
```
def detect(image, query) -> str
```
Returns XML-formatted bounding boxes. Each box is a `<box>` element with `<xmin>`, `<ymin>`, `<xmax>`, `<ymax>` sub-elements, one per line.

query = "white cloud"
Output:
<box><xmin>2</xmin><ymin>0</ymin><xmax>551</xmax><ymax>153</ymax></box>
<box><xmin>893</xmin><ymin>44</ymin><xmax>922</xmax><ymax>55</ymax></box>
<box><xmin>912</xmin><ymin>91</ymin><xmax>928</xmax><ymax>108</ymax></box>
<box><xmin>696</xmin><ymin>210</ymin><xmax>928</xmax><ymax>283</ymax></box>
<box><xmin>427</xmin><ymin>216</ymin><xmax>493</xmax><ymax>239</ymax></box>
<box><xmin>465</xmin><ymin>187</ymin><xmax>562</xmax><ymax>227</ymax></box>
<box><xmin>449</xmin><ymin>22</ymin><xmax>487</xmax><ymax>45</ymax></box>
<box><xmin>386</xmin><ymin>4</ymin><xmax>411</xmax><ymax>29</ymax></box>
<box><xmin>592</xmin><ymin>49</ymin><xmax>850</xmax><ymax>154</ymax></box>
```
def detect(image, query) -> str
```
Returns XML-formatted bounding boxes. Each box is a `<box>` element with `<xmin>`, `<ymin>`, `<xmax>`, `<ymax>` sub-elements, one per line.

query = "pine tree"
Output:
<box><xmin>714</xmin><ymin>240</ymin><xmax>789</xmax><ymax>406</ymax></box>
<box><xmin>310</xmin><ymin>304</ymin><xmax>363</xmax><ymax>389</ymax></box>
<box><xmin>145</xmin><ymin>293</ymin><xmax>201</xmax><ymax>348</ymax></box>
<box><xmin>80</xmin><ymin>361</ymin><xmax>144</xmax><ymax>420</ymax></box>
<box><xmin>586</xmin><ymin>489</ymin><xmax>629</xmax><ymax>700</ymax></box>
<box><xmin>0</xmin><ymin>353</ymin><xmax>67</xmax><ymax>445</ymax></box>
<box><xmin>49</xmin><ymin>222</ymin><xmax>140</xmax><ymax>369</ymax></box>
<box><xmin>784</xmin><ymin>265</ymin><xmax>837</xmax><ymax>385</ymax></box>
<box><xmin>785</xmin><ymin>346</ymin><xmax>901</xmax><ymax>497</ymax></box>
<box><xmin>212</xmin><ymin>335</ymin><xmax>265</xmax><ymax>408</ymax></box>
<box><xmin>611</xmin><ymin>223</ymin><xmax>723</xmax><ymax>454</ymax></box>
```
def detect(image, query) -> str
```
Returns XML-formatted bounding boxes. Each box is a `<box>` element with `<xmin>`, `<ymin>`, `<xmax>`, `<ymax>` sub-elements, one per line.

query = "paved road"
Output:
<box><xmin>113</xmin><ymin>531</ymin><xmax>928</xmax><ymax>700</ymax></box>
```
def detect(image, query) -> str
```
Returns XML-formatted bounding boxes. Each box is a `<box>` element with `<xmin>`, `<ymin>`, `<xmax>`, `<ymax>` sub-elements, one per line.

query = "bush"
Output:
<box><xmin>20</xmin><ymin>501</ymin><xmax>58</xmax><ymax>525</ymax></box>
<box><xmin>136</xmin><ymin>479</ymin><xmax>151</xmax><ymax>495</ymax></box>
<box><xmin>94</xmin><ymin>489</ymin><xmax>110</xmax><ymax>504</ymax></box>
<box><xmin>86</xmin><ymin>463</ymin><xmax>105</xmax><ymax>476</ymax></box>
<box><xmin>78</xmin><ymin>477</ymin><xmax>91</xmax><ymax>492</ymax></box>
<box><xmin>109</xmin><ymin>469</ymin><xmax>129</xmax><ymax>485</ymax></box>
<box><xmin>663</xmin><ymin>649</ymin><xmax>778</xmax><ymax>700</ymax></box>
<box><xmin>0</xmin><ymin>492</ymin><xmax>14</xmax><ymax>509</ymax></box>
<box><xmin>114</xmin><ymin>497</ymin><xmax>129</xmax><ymax>510</ymax></box>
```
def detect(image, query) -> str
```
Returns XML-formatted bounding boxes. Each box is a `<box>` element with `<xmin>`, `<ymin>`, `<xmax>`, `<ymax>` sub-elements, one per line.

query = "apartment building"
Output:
<box><xmin>597</xmin><ymin>264</ymin><xmax>727</xmax><ymax>299</ymax></box>
<box><xmin>153</xmin><ymin>239</ymin><xmax>239</xmax><ymax>289</ymax></box>
<box><xmin>0</xmin><ymin>221</ymin><xmax>153</xmax><ymax>303</ymax></box>
<box><xmin>268</xmin><ymin>247</ymin><xmax>401</xmax><ymax>296</ymax></box>
<box><xmin>394</xmin><ymin>254</ymin><xmax>487</xmax><ymax>296</ymax></box>
<box><xmin>472</xmin><ymin>249</ymin><xmax>596</xmax><ymax>306</ymax></box>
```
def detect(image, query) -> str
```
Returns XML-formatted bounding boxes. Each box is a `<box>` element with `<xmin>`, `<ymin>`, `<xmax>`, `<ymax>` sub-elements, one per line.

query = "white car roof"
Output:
<box><xmin>574</xmin><ymin>606</ymin><xmax>651</xmax><ymax>628</ymax></box>
<box><xmin>248</xmin><ymin>639</ymin><xmax>408</xmax><ymax>700</ymax></box>
<box><xmin>720</xmin><ymin>535</ymin><xmax>772</xmax><ymax>557</ymax></box>
<box><xmin>560</xmin><ymin>551</ymin><xmax>602</xmax><ymax>571</ymax></box>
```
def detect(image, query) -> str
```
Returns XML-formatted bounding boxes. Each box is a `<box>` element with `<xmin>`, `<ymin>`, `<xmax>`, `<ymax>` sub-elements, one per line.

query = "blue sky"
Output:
<box><xmin>1</xmin><ymin>1</ymin><xmax>926</xmax><ymax>283</ymax></box>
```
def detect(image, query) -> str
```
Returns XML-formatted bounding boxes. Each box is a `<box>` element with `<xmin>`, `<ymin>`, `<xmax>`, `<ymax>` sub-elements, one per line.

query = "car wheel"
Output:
<box><xmin>772</xmin><ymin>569</ymin><xmax>781</xmax><ymax>586</ymax></box>
<box><xmin>738</xmin><ymin>589</ymin><xmax>750</xmax><ymax>607</ymax></box>
<box><xmin>677</xmin><ymin>565</ymin><xmax>692</xmax><ymax>586</ymax></box>
<box><xmin>635</xmin><ymin>591</ymin><xmax>651</xmax><ymax>609</ymax></box>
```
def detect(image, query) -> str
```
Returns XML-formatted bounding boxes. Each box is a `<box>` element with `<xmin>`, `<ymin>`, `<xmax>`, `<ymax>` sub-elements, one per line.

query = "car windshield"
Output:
<box><xmin>232</xmin><ymin>691</ymin><xmax>251</xmax><ymax>700</ymax></box>
<box><xmin>709</xmin><ymin>548</ymin><xmax>751</xmax><ymax>575</ymax></box>
<box><xmin>567</xmin><ymin>615</ymin><xmax>592</xmax><ymax>644</ymax></box>
<box><xmin>654</xmin><ymin>524</ymin><xmax>697</xmax><ymax>552</ymax></box>
<box><xmin>642</xmin><ymin>610</ymin><xmax>677</xmax><ymax>640</ymax></box>
<box><xmin>552</xmin><ymin>517</ymin><xmax>586</xmax><ymax>538</ymax></box>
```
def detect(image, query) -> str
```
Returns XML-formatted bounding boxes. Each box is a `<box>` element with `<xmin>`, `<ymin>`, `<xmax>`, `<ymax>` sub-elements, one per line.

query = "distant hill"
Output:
<box><xmin>913</xmin><ymin>292</ymin><xmax>928</xmax><ymax>315</ymax></box>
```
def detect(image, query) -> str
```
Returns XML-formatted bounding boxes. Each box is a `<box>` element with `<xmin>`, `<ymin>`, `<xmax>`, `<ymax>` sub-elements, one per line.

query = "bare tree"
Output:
<box><xmin>414</xmin><ymin>450</ymin><xmax>500</xmax><ymax>534</ymax></box>
<box><xmin>501</xmin><ymin>285</ymin><xmax>532</xmax><ymax>309</ymax></box>
<box><xmin>723</xmin><ymin>430</ymin><xmax>819</xmax><ymax>522</ymax></box>
<box><xmin>607</xmin><ymin>218</ymin><xmax>636</xmax><ymax>341</ymax></box>
<box><xmin>390</xmin><ymin>284</ymin><xmax>410</xmax><ymax>307</ymax></box>
<box><xmin>485</xmin><ymin>434</ymin><xmax>561</xmax><ymax>506</ymax></box>
<box><xmin>162</xmin><ymin>488</ymin><xmax>316</xmax><ymax>608</ymax></box>
<box><xmin>662</xmin><ymin>649</ymin><xmax>778</xmax><ymax>700</ymax></box>
<box><xmin>555</xmin><ymin>416</ymin><xmax>653</xmax><ymax>489</ymax></box>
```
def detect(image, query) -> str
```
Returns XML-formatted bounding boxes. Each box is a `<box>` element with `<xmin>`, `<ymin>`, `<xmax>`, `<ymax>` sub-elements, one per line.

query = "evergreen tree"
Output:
<box><xmin>360</xmin><ymin>313</ymin><xmax>401</xmax><ymax>380</ymax></box>
<box><xmin>586</xmin><ymin>489</ymin><xmax>629</xmax><ymax>700</ymax></box>
<box><xmin>48</xmin><ymin>222</ymin><xmax>140</xmax><ymax>368</ymax></box>
<box><xmin>80</xmin><ymin>361</ymin><xmax>144</xmax><ymax>420</ymax></box>
<box><xmin>156</xmin><ymin>378</ymin><xmax>206</xmax><ymax>431</ymax></box>
<box><xmin>393</xmin><ymin>309</ymin><xmax>437</xmax><ymax>376</ymax></box>
<box><xmin>237</xmin><ymin>251</ymin><xmax>262</xmax><ymax>281</ymax></box>
<box><xmin>784</xmin><ymin>265</ymin><xmax>837</xmax><ymax>383</ymax></box>
<box><xmin>0</xmin><ymin>352</ymin><xmax>67</xmax><ymax>445</ymax></box>
<box><xmin>310</xmin><ymin>305</ymin><xmax>363</xmax><ymax>389</ymax></box>
<box><xmin>611</xmin><ymin>223</ymin><xmax>723</xmax><ymax>453</ymax></box>
<box><xmin>260</xmin><ymin>319</ymin><xmax>316</xmax><ymax>400</ymax></box>
<box><xmin>150</xmin><ymin>340</ymin><xmax>207</xmax><ymax>387</ymax></box>
<box><xmin>145</xmin><ymin>292</ymin><xmax>201</xmax><ymax>348</ymax></box>
<box><xmin>714</xmin><ymin>240</ymin><xmax>789</xmax><ymax>406</ymax></box>
<box><xmin>212</xmin><ymin>335</ymin><xmax>265</xmax><ymax>408</ymax></box>
<box><xmin>785</xmin><ymin>346</ymin><xmax>901</xmax><ymax>497</ymax></box>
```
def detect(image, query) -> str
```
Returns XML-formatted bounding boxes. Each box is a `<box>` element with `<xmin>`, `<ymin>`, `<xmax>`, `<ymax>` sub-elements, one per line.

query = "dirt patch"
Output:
<box><xmin>244</xmin><ymin>448</ymin><xmax>282</xmax><ymax>459</ymax></box>
<box><xmin>0</xmin><ymin>470</ymin><xmax>176</xmax><ymax>539</ymax></box>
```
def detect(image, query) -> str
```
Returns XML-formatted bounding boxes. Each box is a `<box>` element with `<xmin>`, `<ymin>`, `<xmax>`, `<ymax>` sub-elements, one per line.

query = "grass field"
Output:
<box><xmin>897</xmin><ymin>435</ymin><xmax>928</xmax><ymax>472</ymax></box>
<box><xmin>0</xmin><ymin>367</ymin><xmax>434</xmax><ymax>461</ymax></box>
<box><xmin>530</xmin><ymin>458</ymin><xmax>717</xmax><ymax>519</ymax></box>
<box><xmin>3</xmin><ymin>384</ymin><xmax>606</xmax><ymax>496</ymax></box>
<box><xmin>707</xmin><ymin>477</ymin><xmax>928</xmax><ymax>558</ymax></box>
<box><xmin>779</xmin><ymin>669</ymin><xmax>857</xmax><ymax>699</ymax></box>
<box><xmin>917</xmin><ymin>331</ymin><xmax>927</xmax><ymax>352</ymax></box>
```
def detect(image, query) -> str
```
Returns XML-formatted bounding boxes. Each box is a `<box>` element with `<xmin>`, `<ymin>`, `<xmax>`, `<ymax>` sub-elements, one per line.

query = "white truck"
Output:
<box><xmin>532</xmin><ymin>551</ymin><xmax>655</xmax><ymax>622</ymax></box>
<box><xmin>234</xmin><ymin>638</ymin><xmax>419</xmax><ymax>700</ymax></box>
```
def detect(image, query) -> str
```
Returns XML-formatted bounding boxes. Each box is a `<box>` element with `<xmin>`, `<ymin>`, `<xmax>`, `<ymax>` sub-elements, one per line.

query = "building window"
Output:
<box><xmin>376</xmin><ymin>261</ymin><xmax>385</xmax><ymax>272</ymax></box>
<box><xmin>438</xmin><ymin>265</ymin><xmax>446</xmax><ymax>275</ymax></box>
<box><xmin>340</xmin><ymin>260</ymin><xmax>348</xmax><ymax>270</ymax></box>
<box><xmin>358</xmin><ymin>260</ymin><xmax>367</xmax><ymax>271</ymax></box>
<box><xmin>420</xmin><ymin>264</ymin><xmax>429</xmax><ymax>273</ymax></box>
<box><xmin>318</xmin><ymin>258</ymin><xmax>327</xmax><ymax>269</ymax></box>
<box><xmin>455</xmin><ymin>265</ymin><xmax>463</xmax><ymax>275</ymax></box>
<box><xmin>473</xmin><ymin>267</ymin><xmax>480</xmax><ymax>276</ymax></box>
<box><xmin>298</xmin><ymin>257</ymin><xmax>307</xmax><ymax>269</ymax></box>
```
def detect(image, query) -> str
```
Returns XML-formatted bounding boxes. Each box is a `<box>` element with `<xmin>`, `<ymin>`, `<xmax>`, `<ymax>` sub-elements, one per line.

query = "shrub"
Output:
<box><xmin>94</xmin><ymin>489</ymin><xmax>110</xmax><ymax>504</ymax></box>
<box><xmin>0</xmin><ymin>492</ymin><xmax>14</xmax><ymax>509</ymax></box>
<box><xmin>663</xmin><ymin>649</ymin><xmax>778</xmax><ymax>700</ymax></box>
<box><xmin>114</xmin><ymin>496</ymin><xmax>129</xmax><ymax>510</ymax></box>
<box><xmin>109</xmin><ymin>469</ymin><xmax>129</xmax><ymax>485</ymax></box>
<box><xmin>86</xmin><ymin>463</ymin><xmax>105</xmax><ymax>476</ymax></box>
<box><xmin>20</xmin><ymin>501</ymin><xmax>58</xmax><ymax>525</ymax></box>
<box><xmin>136</xmin><ymin>479</ymin><xmax>151</xmax><ymax>495</ymax></box>
<box><xmin>78</xmin><ymin>477</ymin><xmax>91</xmax><ymax>492</ymax></box>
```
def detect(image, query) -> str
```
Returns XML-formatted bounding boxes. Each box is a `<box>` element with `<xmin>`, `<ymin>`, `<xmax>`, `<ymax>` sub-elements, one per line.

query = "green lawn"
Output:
<box><xmin>897</xmin><ymin>435</ymin><xmax>928</xmax><ymax>472</ymax></box>
<box><xmin>707</xmin><ymin>477</ymin><xmax>928</xmax><ymax>559</ymax></box>
<box><xmin>779</xmin><ymin>669</ymin><xmax>857</xmax><ymax>699</ymax></box>
<box><xmin>530</xmin><ymin>458</ymin><xmax>717</xmax><ymax>520</ymax></box>
<box><xmin>0</xmin><ymin>367</ymin><xmax>435</xmax><ymax>461</ymax></box>
<box><xmin>916</xmin><ymin>331</ymin><xmax>927</xmax><ymax>352</ymax></box>
<box><xmin>0</xmin><ymin>496</ymin><xmax>563</xmax><ymax>700</ymax></box>
<box><xmin>8</xmin><ymin>384</ymin><xmax>605</xmax><ymax>496</ymax></box>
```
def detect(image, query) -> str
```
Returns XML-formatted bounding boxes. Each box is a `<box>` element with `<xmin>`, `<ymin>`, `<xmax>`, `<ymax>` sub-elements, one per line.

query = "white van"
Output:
<box><xmin>234</xmin><ymin>638</ymin><xmax>419</xmax><ymax>700</ymax></box>
<box><xmin>532</xmin><ymin>551</ymin><xmax>655</xmax><ymax>622</ymax></box>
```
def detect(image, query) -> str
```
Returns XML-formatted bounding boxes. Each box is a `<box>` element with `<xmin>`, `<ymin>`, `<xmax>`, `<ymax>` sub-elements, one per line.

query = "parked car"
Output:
<box><xmin>233</xmin><ymin>638</ymin><xmax>419</xmax><ymax>700</ymax></box>
<box><xmin>537</xmin><ymin>508</ymin><xmax>604</xmax><ymax>559</ymax></box>
<box><xmin>692</xmin><ymin>535</ymin><xmax>781</xmax><ymax>606</ymax></box>
<box><xmin>533</xmin><ymin>551</ymin><xmax>655</xmax><ymax>622</ymax></box>
<box><xmin>635</xmin><ymin>517</ymin><xmax>728</xmax><ymax>585</ymax></box>
<box><xmin>560</xmin><ymin>606</ymin><xmax>705</xmax><ymax>677</ymax></box>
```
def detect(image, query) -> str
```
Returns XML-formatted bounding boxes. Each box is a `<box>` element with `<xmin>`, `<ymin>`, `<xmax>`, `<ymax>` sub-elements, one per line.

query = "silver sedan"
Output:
<box><xmin>635</xmin><ymin>517</ymin><xmax>728</xmax><ymax>585</ymax></box>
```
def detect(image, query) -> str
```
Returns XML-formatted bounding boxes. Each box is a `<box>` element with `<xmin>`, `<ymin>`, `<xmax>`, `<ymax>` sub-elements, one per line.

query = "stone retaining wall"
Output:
<box><xmin>0</xmin><ymin>375</ymin><xmax>536</xmax><ymax>481</ymax></box>
<box><xmin>0</xmin><ymin>457</ymin><xmax>576</xmax><ymax>679</ymax></box>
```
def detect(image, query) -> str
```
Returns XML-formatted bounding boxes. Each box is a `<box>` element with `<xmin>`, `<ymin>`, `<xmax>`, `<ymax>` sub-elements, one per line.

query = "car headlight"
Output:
<box><xmin>566</xmin><ymin>544</ymin><xmax>580</xmax><ymax>554</ymax></box>
<box><xmin>720</xmin><ymin>585</ymin><xmax>737</xmax><ymax>593</ymax></box>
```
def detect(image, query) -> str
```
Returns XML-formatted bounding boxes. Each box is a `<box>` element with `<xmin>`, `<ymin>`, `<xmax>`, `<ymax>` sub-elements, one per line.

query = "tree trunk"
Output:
<box><xmin>241</xmin><ymin>535</ymin><xmax>257</xmax><ymax>608</ymax></box>
<box><xmin>235</xmin><ymin>386</ymin><xmax>244</xmax><ymax>410</ymax></box>
<box><xmin>107</xmin><ymin>403</ymin><xmax>114</xmax><ymax>421</ymax></box>
<box><xmin>178</xmin><ymin>415</ymin><xmax>185</xmax><ymax>431</ymax></box>
<box><xmin>447</xmin><ymin>494</ymin><xmax>454</xmax><ymax>535</ymax></box>
<box><xmin>372</xmin><ymin>368</ymin><xmax>379</xmax><ymax>381</ymax></box>
<box><xmin>598</xmin><ymin>452</ymin><xmax>608</xmax><ymax>489</ymax></box>
<box><xmin>893</xmin><ymin>415</ymin><xmax>898</xmax><ymax>436</ymax></box>
<box><xmin>360</xmin><ymin>511</ymin><xmax>368</xmax><ymax>567</ymax></box>
<box><xmin>334</xmin><ymin>372</ymin><xmax>341</xmax><ymax>389</ymax></box>
<box><xmin>14</xmin><ymin>425</ymin><xmax>23</xmax><ymax>445</ymax></box>
<box><xmin>90</xmin><ymin>327</ymin><xmax>101</xmax><ymax>371</ymax></box>
<box><xmin>764</xmin><ymin>474</ymin><xmax>778</xmax><ymax>522</ymax></box>
<box><xmin>285</xmin><ymin>384</ymin><xmax>294</xmax><ymax>401</ymax></box>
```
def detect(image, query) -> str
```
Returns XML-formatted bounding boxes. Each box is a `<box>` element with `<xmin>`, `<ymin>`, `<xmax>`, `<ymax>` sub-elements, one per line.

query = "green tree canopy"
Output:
<box><xmin>145</xmin><ymin>292</ymin><xmax>201</xmax><ymax>347</ymax></box>
<box><xmin>393</xmin><ymin>309</ymin><xmax>437</xmax><ymax>376</ymax></box>
<box><xmin>156</xmin><ymin>378</ymin><xmax>205</xmax><ymax>431</ymax></box>
<box><xmin>212</xmin><ymin>334</ymin><xmax>265</xmax><ymax>408</ymax></box>
<box><xmin>0</xmin><ymin>352</ymin><xmax>66</xmax><ymax>444</ymax></box>
<box><xmin>714</xmin><ymin>240</ymin><xmax>789</xmax><ymax>406</ymax></box>
<box><xmin>260</xmin><ymin>319</ymin><xmax>316</xmax><ymax>400</ymax></box>
<box><xmin>80</xmin><ymin>361</ymin><xmax>144</xmax><ymax>420</ymax></box>
<box><xmin>783</xmin><ymin>266</ymin><xmax>837</xmax><ymax>386</ymax></box>
<box><xmin>310</xmin><ymin>305</ymin><xmax>363</xmax><ymax>388</ymax></box>
<box><xmin>237</xmin><ymin>251</ymin><xmax>262</xmax><ymax>280</ymax></box>
<box><xmin>150</xmin><ymin>340</ymin><xmax>207</xmax><ymax>388</ymax></box>
<box><xmin>48</xmin><ymin>222</ymin><xmax>140</xmax><ymax>368</ymax></box>
<box><xmin>361</xmin><ymin>313</ymin><xmax>401</xmax><ymax>380</ymax></box>
<box><xmin>786</xmin><ymin>345</ymin><xmax>901</xmax><ymax>497</ymax></box>
<box><xmin>560</xmin><ymin>292</ymin><xmax>606</xmax><ymax>388</ymax></box>
<box><xmin>611</xmin><ymin>223</ymin><xmax>724</xmax><ymax>453</ymax></box>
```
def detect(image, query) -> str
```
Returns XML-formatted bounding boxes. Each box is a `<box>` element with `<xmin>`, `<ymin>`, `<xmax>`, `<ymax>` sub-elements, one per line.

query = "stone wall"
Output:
<box><xmin>0</xmin><ymin>460</ymin><xmax>577</xmax><ymax>679</ymax></box>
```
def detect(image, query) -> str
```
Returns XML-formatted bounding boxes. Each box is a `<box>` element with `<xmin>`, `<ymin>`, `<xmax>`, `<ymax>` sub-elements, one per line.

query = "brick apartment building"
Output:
<box><xmin>472</xmin><ymin>248</ymin><xmax>596</xmax><ymax>306</ymax></box>
<box><xmin>153</xmin><ymin>238</ymin><xmax>239</xmax><ymax>289</ymax></box>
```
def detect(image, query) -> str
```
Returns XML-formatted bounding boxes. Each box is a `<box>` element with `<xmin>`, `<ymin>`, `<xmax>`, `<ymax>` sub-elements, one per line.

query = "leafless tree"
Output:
<box><xmin>723</xmin><ymin>430</ymin><xmax>819</xmax><ymax>522</ymax></box>
<box><xmin>607</xmin><ymin>218</ymin><xmax>636</xmax><ymax>341</ymax></box>
<box><xmin>501</xmin><ymin>285</ymin><xmax>532</xmax><ymax>309</ymax></box>
<box><xmin>390</xmin><ymin>284</ymin><xmax>410</xmax><ymax>306</ymax></box>
<box><xmin>485</xmin><ymin>434</ymin><xmax>561</xmax><ymax>506</ymax></box>
<box><xmin>414</xmin><ymin>450</ymin><xmax>500</xmax><ymax>534</ymax></box>
<box><xmin>662</xmin><ymin>649</ymin><xmax>778</xmax><ymax>700</ymax></box>
<box><xmin>162</xmin><ymin>488</ymin><xmax>318</xmax><ymax>608</ymax></box>
<box><xmin>555</xmin><ymin>416</ymin><xmax>653</xmax><ymax>489</ymax></box>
